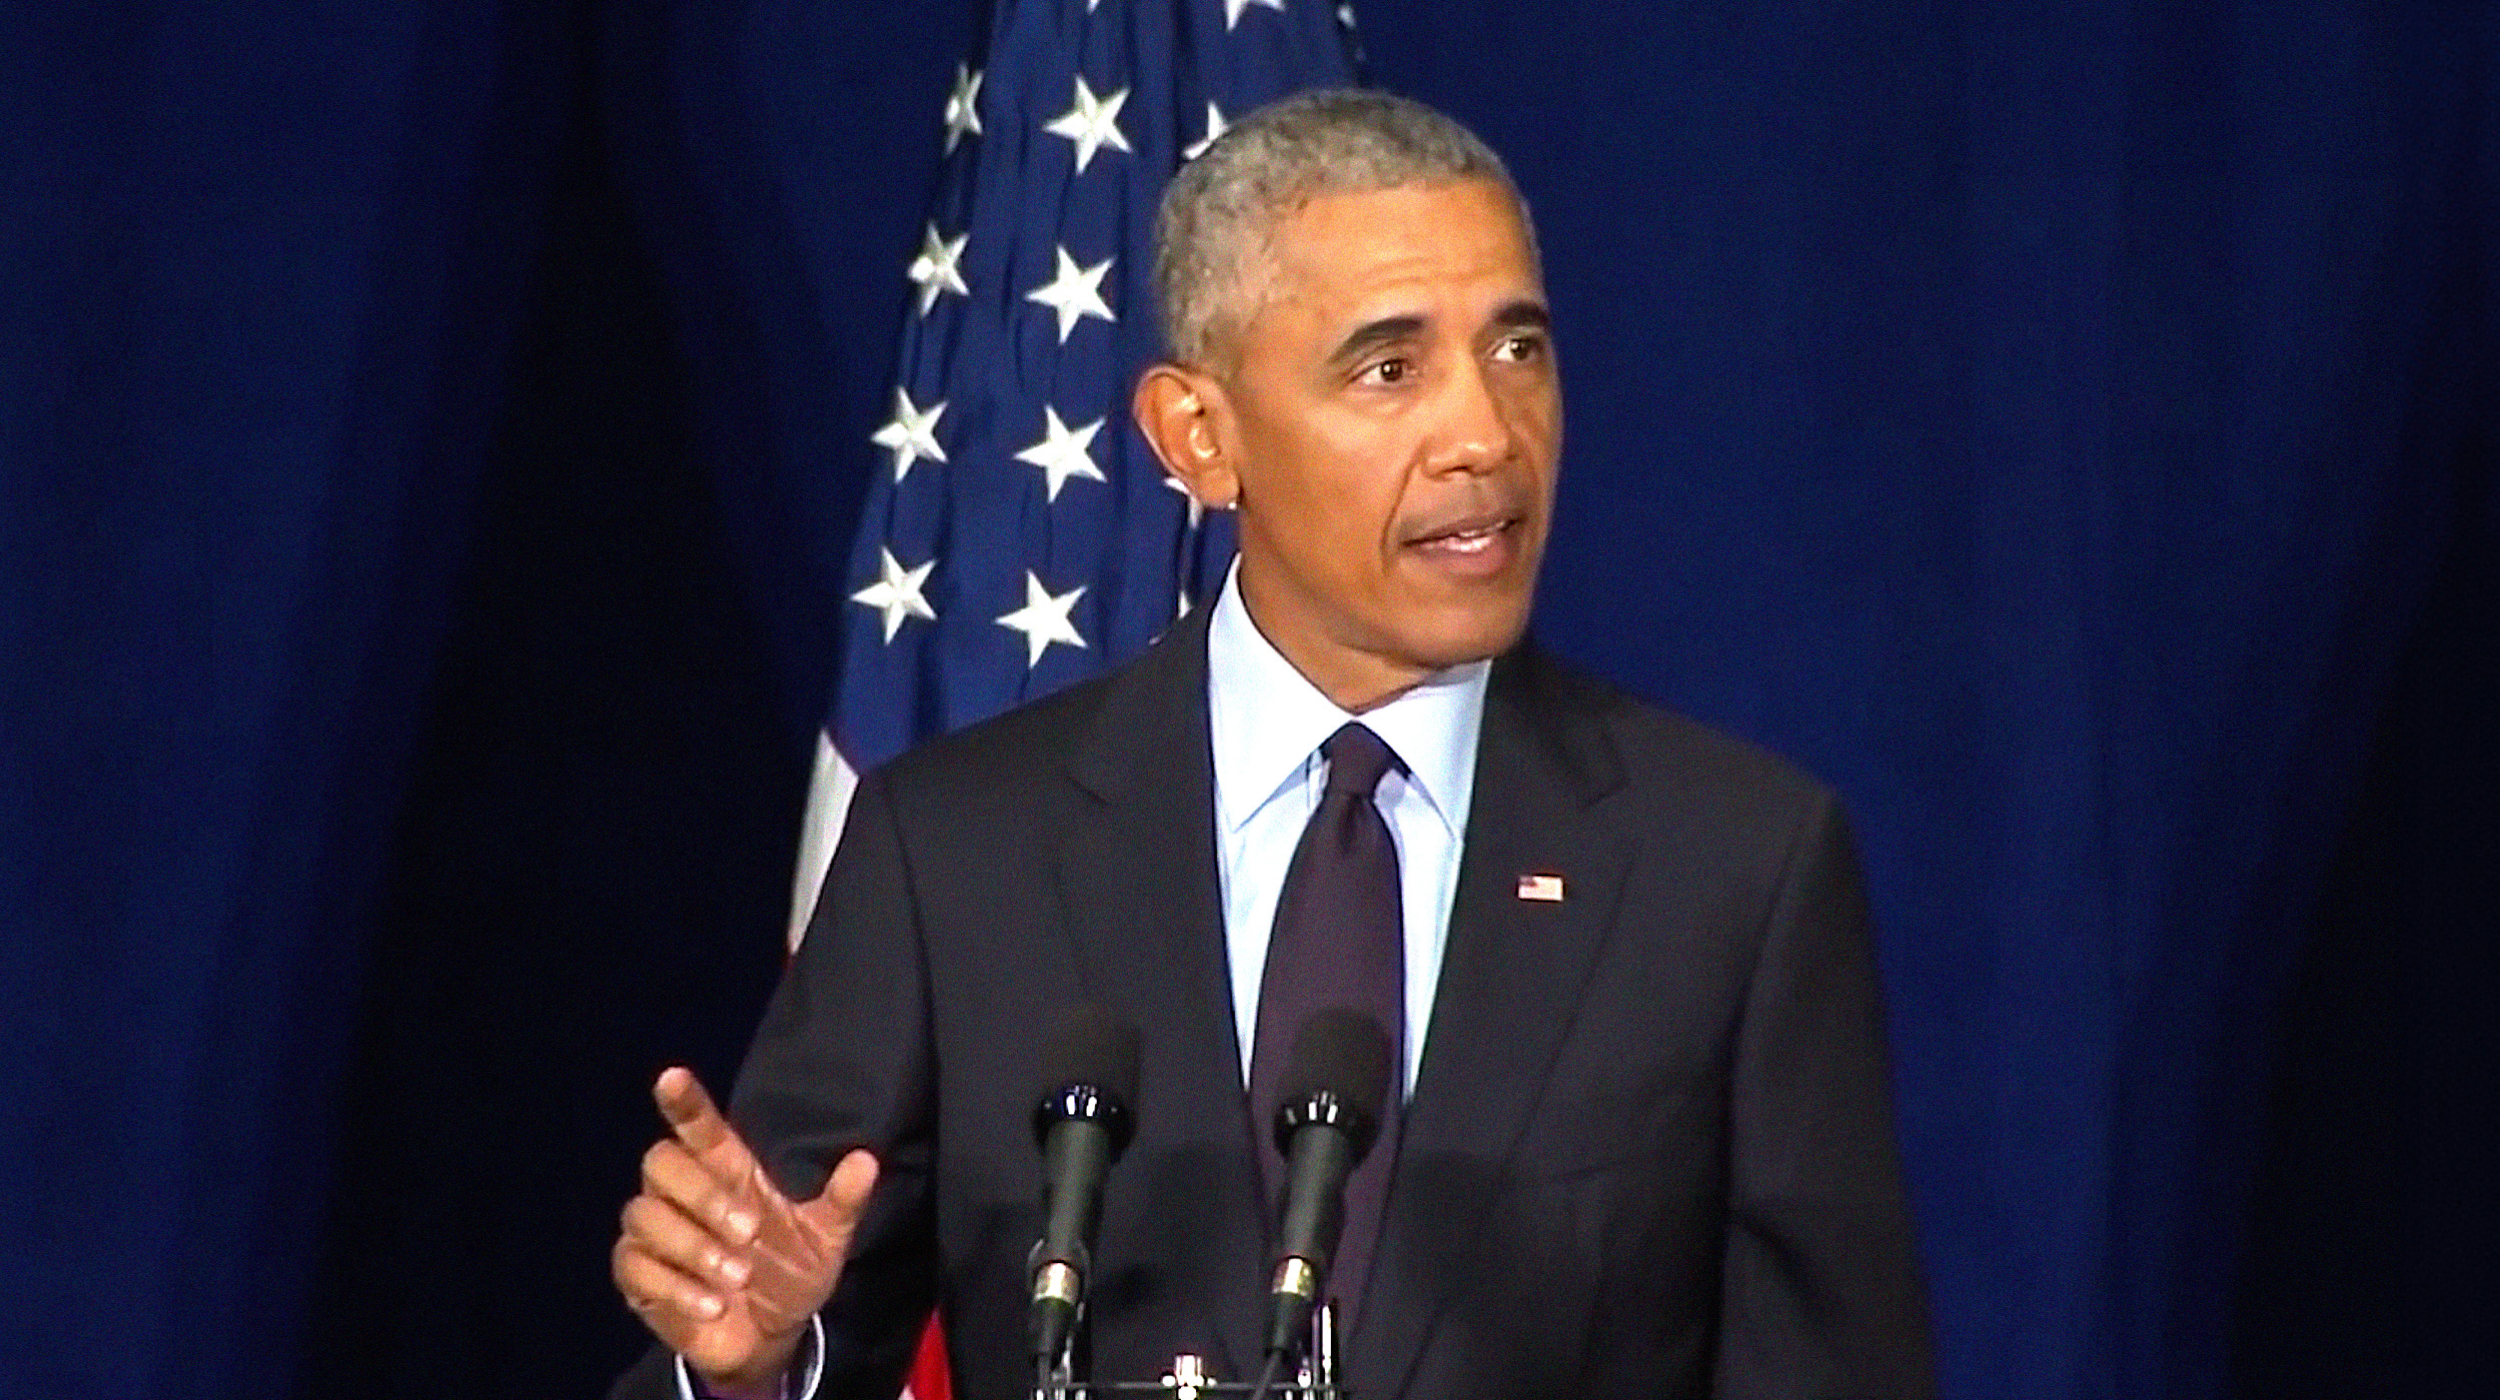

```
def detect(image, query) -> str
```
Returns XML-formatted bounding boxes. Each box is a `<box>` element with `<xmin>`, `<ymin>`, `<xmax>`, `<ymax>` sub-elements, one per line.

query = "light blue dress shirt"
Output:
<box><xmin>1204</xmin><ymin>567</ymin><xmax>1492</xmax><ymax>1098</ymax></box>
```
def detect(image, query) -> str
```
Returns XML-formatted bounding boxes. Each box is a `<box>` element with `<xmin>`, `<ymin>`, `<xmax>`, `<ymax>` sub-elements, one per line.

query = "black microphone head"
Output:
<box><xmin>1031</xmin><ymin>1003</ymin><xmax>1140</xmax><ymax>1155</ymax></box>
<box><xmin>1271</xmin><ymin>1007</ymin><xmax>1392</xmax><ymax>1161</ymax></box>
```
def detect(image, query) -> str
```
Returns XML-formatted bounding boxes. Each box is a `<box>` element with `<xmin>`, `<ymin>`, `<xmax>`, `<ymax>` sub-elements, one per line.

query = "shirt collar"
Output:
<box><xmin>1205</xmin><ymin>564</ymin><xmax>1490</xmax><ymax>839</ymax></box>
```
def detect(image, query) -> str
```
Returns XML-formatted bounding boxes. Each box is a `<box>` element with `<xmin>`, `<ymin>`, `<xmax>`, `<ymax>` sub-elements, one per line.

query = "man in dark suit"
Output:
<box><xmin>610</xmin><ymin>90</ymin><xmax>1935</xmax><ymax>1400</ymax></box>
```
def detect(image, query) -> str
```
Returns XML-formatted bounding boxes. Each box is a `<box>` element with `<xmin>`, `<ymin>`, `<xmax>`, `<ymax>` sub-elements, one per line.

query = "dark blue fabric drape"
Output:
<box><xmin>1361</xmin><ymin>6</ymin><xmax>2494</xmax><ymax>1397</ymax></box>
<box><xmin>3</xmin><ymin>3</ymin><xmax>2490</xmax><ymax>1399</ymax></box>
<box><xmin>3</xmin><ymin>3</ymin><xmax>571</xmax><ymax>1396</ymax></box>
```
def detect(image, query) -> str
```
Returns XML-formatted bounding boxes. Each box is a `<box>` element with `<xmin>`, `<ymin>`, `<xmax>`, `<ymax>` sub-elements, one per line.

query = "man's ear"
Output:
<box><xmin>1132</xmin><ymin>362</ymin><xmax>1238</xmax><ymax>511</ymax></box>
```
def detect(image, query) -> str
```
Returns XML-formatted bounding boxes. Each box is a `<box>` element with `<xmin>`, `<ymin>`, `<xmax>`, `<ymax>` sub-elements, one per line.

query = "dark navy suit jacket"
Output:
<box><xmin>613</xmin><ymin>608</ymin><xmax>1935</xmax><ymax>1400</ymax></box>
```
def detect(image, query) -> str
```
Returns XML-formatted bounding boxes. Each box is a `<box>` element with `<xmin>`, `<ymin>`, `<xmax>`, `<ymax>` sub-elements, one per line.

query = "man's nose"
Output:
<box><xmin>1423</xmin><ymin>358</ymin><xmax>1517</xmax><ymax>475</ymax></box>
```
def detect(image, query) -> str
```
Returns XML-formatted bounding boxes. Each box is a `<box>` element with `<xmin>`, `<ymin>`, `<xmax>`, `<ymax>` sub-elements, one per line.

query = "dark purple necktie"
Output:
<box><xmin>1247</xmin><ymin>722</ymin><xmax>1405</xmax><ymax>1327</ymax></box>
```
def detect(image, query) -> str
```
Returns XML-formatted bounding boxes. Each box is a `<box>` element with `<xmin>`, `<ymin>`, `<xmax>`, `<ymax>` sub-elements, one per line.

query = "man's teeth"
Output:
<box><xmin>1422</xmin><ymin>521</ymin><xmax>1505</xmax><ymax>551</ymax></box>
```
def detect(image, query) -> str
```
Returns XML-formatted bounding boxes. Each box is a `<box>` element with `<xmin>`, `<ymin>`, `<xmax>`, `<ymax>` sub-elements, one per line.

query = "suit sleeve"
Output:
<box><xmin>608</xmin><ymin>767</ymin><xmax>939</xmax><ymax>1400</ymax></box>
<box><xmin>1715</xmin><ymin>794</ymin><xmax>1938</xmax><ymax>1400</ymax></box>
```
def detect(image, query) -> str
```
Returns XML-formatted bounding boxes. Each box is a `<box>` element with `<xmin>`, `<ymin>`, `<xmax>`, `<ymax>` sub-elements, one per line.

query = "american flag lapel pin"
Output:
<box><xmin>1515</xmin><ymin>872</ymin><xmax>1566</xmax><ymax>902</ymax></box>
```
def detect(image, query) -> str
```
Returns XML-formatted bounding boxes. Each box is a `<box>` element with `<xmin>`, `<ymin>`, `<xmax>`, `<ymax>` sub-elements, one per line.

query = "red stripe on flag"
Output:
<box><xmin>905</xmin><ymin>1312</ymin><xmax>951</xmax><ymax>1400</ymax></box>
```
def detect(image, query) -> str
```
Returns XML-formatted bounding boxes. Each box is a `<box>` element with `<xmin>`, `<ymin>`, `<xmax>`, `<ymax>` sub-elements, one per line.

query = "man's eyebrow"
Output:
<box><xmin>1324</xmin><ymin>301</ymin><xmax>1552</xmax><ymax>366</ymax></box>
<box><xmin>1489</xmin><ymin>299</ymin><xmax>1553</xmax><ymax>333</ymax></box>
<box><xmin>1326</xmin><ymin>314</ymin><xmax>1427</xmax><ymax>366</ymax></box>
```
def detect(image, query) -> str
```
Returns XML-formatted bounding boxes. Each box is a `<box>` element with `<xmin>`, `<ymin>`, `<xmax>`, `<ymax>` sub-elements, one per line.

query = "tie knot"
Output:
<box><xmin>1321</xmin><ymin>723</ymin><xmax>1400</xmax><ymax>797</ymax></box>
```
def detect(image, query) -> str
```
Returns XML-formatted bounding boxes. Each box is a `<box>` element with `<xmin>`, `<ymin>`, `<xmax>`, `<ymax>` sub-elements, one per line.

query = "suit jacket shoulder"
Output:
<box><xmin>1483</xmin><ymin>641</ymin><xmax>1850</xmax><ymax>942</ymax></box>
<box><xmin>864</xmin><ymin>603</ymin><xmax>1211</xmax><ymax>830</ymax></box>
<box><xmin>1506</xmin><ymin>641</ymin><xmax>1833</xmax><ymax>816</ymax></box>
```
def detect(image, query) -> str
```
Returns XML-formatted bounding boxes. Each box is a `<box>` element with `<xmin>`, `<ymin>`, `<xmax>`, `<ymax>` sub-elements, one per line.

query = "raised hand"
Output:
<box><xmin>612</xmin><ymin>1067</ymin><xmax>879</xmax><ymax>1398</ymax></box>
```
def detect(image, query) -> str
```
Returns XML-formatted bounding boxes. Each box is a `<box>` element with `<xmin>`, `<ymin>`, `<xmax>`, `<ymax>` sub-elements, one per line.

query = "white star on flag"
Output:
<box><xmin>942</xmin><ymin>64</ymin><xmax>982</xmax><ymax>152</ymax></box>
<box><xmin>1025</xmin><ymin>245</ymin><xmax>1116</xmax><ymax>342</ymax></box>
<box><xmin>1014</xmin><ymin>407</ymin><xmax>1107</xmax><ymax>501</ymax></box>
<box><xmin>1226</xmin><ymin>0</ymin><xmax>1288</xmax><ymax>30</ymax></box>
<box><xmin>1042</xmin><ymin>75</ymin><xmax>1131</xmax><ymax>173</ymax></box>
<box><xmin>906</xmin><ymin>223</ymin><xmax>969</xmax><ymax>314</ymax></box>
<box><xmin>1184</xmin><ymin>101</ymin><xmax>1229</xmax><ymax>162</ymax></box>
<box><xmin>1162</xmin><ymin>472</ymin><xmax>1207</xmax><ymax>529</ymax></box>
<box><xmin>850</xmin><ymin>547</ymin><xmax>937</xmax><ymax>642</ymax></box>
<box><xmin>870</xmin><ymin>388</ymin><xmax>948</xmax><ymax>481</ymax></box>
<box><xmin>996</xmin><ymin>571</ymin><xmax>1089</xmax><ymax>668</ymax></box>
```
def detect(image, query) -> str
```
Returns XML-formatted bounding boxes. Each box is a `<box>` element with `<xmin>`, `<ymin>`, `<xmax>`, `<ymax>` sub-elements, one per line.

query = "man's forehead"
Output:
<box><xmin>1271</xmin><ymin>179</ymin><xmax>1533</xmax><ymax>263</ymax></box>
<box><xmin>1257</xmin><ymin>182</ymin><xmax>1541</xmax><ymax>315</ymax></box>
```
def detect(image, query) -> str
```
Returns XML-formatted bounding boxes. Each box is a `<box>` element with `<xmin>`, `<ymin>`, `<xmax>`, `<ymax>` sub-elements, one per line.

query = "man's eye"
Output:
<box><xmin>1358</xmin><ymin>357</ymin><xmax>1413</xmax><ymax>385</ymax></box>
<box><xmin>1491</xmin><ymin>333</ymin><xmax>1546</xmax><ymax>363</ymax></box>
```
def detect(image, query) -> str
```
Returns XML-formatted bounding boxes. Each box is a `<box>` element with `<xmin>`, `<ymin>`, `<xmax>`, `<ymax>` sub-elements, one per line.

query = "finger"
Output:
<box><xmin>779</xmin><ymin>1150</ymin><xmax>879</xmax><ymax>1267</ymax></box>
<box><xmin>613</xmin><ymin>1234</ymin><xmax>728</xmax><ymax>1330</ymax></box>
<box><xmin>653</xmin><ymin>1068</ymin><xmax>755</xmax><ymax>1173</ymax></box>
<box><xmin>643</xmin><ymin>1137</ymin><xmax>762</xmax><ymax>1244</ymax></box>
<box><xmin>808</xmin><ymin>1149</ymin><xmax>880</xmax><ymax>1221</ymax></box>
<box><xmin>623</xmin><ymin>1193</ymin><xmax>753</xmax><ymax>1290</ymax></box>
<box><xmin>831</xmin><ymin>1149</ymin><xmax>880</xmax><ymax>1208</ymax></box>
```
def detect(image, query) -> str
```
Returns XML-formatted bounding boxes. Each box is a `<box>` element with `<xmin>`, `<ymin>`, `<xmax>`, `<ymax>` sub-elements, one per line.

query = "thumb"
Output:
<box><xmin>797</xmin><ymin>1148</ymin><xmax>879</xmax><ymax>1234</ymax></box>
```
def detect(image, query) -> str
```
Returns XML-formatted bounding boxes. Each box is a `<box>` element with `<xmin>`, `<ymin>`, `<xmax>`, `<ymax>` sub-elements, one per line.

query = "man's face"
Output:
<box><xmin>1210</xmin><ymin>178</ymin><xmax>1560</xmax><ymax>709</ymax></box>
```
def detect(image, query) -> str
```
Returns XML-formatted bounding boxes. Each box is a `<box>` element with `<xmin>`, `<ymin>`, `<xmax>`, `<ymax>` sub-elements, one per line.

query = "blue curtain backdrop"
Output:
<box><xmin>1</xmin><ymin>3</ymin><xmax>2491</xmax><ymax>1399</ymax></box>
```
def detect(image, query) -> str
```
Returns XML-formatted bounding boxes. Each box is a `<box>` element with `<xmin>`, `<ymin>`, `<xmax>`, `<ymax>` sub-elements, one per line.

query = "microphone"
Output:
<box><xmin>1262</xmin><ymin>1007</ymin><xmax>1393</xmax><ymax>1361</ymax></box>
<box><xmin>1027</xmin><ymin>1004</ymin><xmax>1141</xmax><ymax>1368</ymax></box>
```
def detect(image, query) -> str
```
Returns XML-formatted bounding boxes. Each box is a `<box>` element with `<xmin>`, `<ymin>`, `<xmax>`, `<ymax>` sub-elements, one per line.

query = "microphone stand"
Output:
<box><xmin>1019</xmin><ymin>1299</ymin><xmax>1345</xmax><ymax>1400</ymax></box>
<box><xmin>1300</xmin><ymin>1299</ymin><xmax>1339</xmax><ymax>1400</ymax></box>
<box><xmin>1248</xmin><ymin>1298</ymin><xmax>1339</xmax><ymax>1400</ymax></box>
<box><xmin>1032</xmin><ymin>1304</ymin><xmax>1078</xmax><ymax>1400</ymax></box>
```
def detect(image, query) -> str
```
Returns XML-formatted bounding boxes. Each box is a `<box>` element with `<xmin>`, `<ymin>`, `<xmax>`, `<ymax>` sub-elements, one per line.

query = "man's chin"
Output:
<box><xmin>1397</xmin><ymin>599</ymin><xmax>1535</xmax><ymax>672</ymax></box>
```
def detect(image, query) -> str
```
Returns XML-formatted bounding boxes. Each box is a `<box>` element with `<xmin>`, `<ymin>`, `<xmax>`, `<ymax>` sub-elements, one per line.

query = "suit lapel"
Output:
<box><xmin>1053</xmin><ymin>610</ymin><xmax>1269</xmax><ymax>1377</ymax></box>
<box><xmin>1350</xmin><ymin>646</ymin><xmax>1632</xmax><ymax>1400</ymax></box>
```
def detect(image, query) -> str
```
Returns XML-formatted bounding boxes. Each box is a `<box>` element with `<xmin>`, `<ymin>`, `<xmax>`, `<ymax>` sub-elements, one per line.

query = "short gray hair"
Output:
<box><xmin>1152</xmin><ymin>88</ymin><xmax>1535</xmax><ymax>367</ymax></box>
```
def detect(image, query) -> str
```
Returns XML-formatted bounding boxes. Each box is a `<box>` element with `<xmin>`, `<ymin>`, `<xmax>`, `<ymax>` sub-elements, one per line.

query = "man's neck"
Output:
<box><xmin>1233</xmin><ymin>575</ymin><xmax>1429</xmax><ymax>715</ymax></box>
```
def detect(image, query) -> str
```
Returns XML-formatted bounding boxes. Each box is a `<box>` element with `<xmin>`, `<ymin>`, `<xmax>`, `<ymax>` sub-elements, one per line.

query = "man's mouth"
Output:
<box><xmin>1403</xmin><ymin>511</ymin><xmax>1526</xmax><ymax>572</ymax></box>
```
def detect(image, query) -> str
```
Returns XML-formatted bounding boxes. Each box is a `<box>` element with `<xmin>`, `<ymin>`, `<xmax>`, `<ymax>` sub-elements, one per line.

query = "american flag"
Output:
<box><xmin>785</xmin><ymin>2</ymin><xmax>1361</xmax><ymax>1395</ymax></box>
